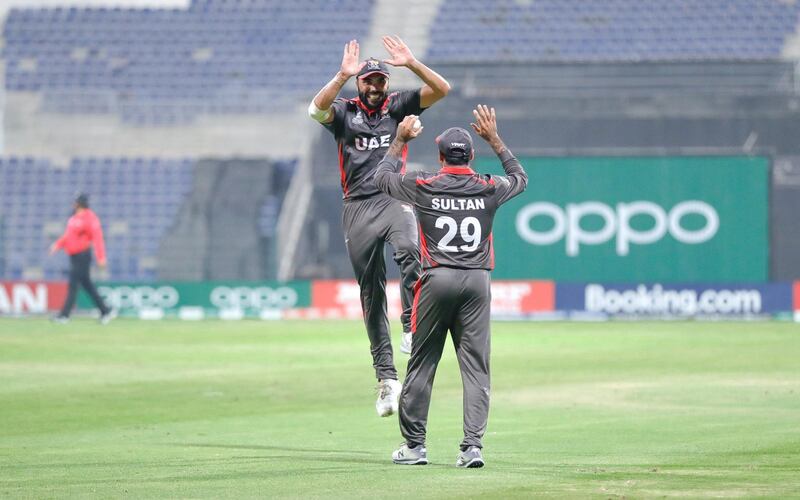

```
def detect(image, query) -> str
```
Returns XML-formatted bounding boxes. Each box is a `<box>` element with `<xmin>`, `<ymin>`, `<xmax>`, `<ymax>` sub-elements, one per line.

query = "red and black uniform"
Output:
<box><xmin>53</xmin><ymin>209</ymin><xmax>110</xmax><ymax>318</ymax></box>
<box><xmin>375</xmin><ymin>139</ymin><xmax>527</xmax><ymax>451</ymax></box>
<box><xmin>320</xmin><ymin>89</ymin><xmax>425</xmax><ymax>381</ymax></box>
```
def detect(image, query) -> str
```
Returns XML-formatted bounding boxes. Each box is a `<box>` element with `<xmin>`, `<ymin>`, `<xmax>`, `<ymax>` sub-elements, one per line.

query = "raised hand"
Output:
<box><xmin>470</xmin><ymin>104</ymin><xmax>499</xmax><ymax>142</ymax></box>
<box><xmin>396</xmin><ymin>115</ymin><xmax>424</xmax><ymax>142</ymax></box>
<box><xmin>382</xmin><ymin>35</ymin><xmax>417</xmax><ymax>67</ymax></box>
<box><xmin>341</xmin><ymin>39</ymin><xmax>364</xmax><ymax>77</ymax></box>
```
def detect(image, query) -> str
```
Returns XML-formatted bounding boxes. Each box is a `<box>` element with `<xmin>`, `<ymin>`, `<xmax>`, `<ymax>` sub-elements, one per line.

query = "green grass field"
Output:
<box><xmin>1</xmin><ymin>319</ymin><xmax>799</xmax><ymax>498</ymax></box>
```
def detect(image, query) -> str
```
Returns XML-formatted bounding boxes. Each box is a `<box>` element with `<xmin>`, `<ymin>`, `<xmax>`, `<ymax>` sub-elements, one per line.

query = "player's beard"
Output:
<box><xmin>359</xmin><ymin>90</ymin><xmax>386</xmax><ymax>110</ymax></box>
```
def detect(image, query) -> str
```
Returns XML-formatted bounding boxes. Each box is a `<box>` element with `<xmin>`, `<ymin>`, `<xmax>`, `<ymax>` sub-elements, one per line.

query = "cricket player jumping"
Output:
<box><xmin>308</xmin><ymin>36</ymin><xmax>450</xmax><ymax>417</ymax></box>
<box><xmin>374</xmin><ymin>105</ymin><xmax>528</xmax><ymax>467</ymax></box>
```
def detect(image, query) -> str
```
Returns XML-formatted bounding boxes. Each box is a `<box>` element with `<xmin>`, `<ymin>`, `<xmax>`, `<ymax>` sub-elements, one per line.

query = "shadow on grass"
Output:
<box><xmin>174</xmin><ymin>442</ymin><xmax>459</xmax><ymax>469</ymax></box>
<box><xmin>4</xmin><ymin>443</ymin><xmax>459</xmax><ymax>487</ymax></box>
<box><xmin>179</xmin><ymin>442</ymin><xmax>374</xmax><ymax>455</ymax></box>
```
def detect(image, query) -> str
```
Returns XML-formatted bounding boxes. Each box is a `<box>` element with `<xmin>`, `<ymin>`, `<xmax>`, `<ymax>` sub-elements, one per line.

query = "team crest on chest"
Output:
<box><xmin>352</xmin><ymin>111</ymin><xmax>364</xmax><ymax>125</ymax></box>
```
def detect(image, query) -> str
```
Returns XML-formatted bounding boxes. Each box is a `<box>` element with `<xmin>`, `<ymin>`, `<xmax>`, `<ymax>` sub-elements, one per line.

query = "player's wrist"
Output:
<box><xmin>404</xmin><ymin>57</ymin><xmax>420</xmax><ymax>69</ymax></box>
<box><xmin>487</xmin><ymin>135</ymin><xmax>504</xmax><ymax>150</ymax></box>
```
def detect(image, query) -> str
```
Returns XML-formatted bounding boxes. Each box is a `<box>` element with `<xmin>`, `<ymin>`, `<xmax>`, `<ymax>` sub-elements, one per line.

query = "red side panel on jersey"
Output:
<box><xmin>338</xmin><ymin>143</ymin><xmax>348</xmax><ymax>196</ymax></box>
<box><xmin>418</xmin><ymin>223</ymin><xmax>438</xmax><ymax>268</ymax></box>
<box><xmin>410</xmin><ymin>277</ymin><xmax>423</xmax><ymax>333</ymax></box>
<box><xmin>489</xmin><ymin>233</ymin><xmax>495</xmax><ymax>269</ymax></box>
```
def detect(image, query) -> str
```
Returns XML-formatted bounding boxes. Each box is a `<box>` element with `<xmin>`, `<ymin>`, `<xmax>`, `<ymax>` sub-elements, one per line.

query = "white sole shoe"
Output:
<box><xmin>393</xmin><ymin>443</ymin><xmax>428</xmax><ymax>465</ymax></box>
<box><xmin>376</xmin><ymin>379</ymin><xmax>402</xmax><ymax>417</ymax></box>
<box><xmin>99</xmin><ymin>309</ymin><xmax>117</xmax><ymax>325</ymax></box>
<box><xmin>456</xmin><ymin>446</ymin><xmax>485</xmax><ymax>468</ymax></box>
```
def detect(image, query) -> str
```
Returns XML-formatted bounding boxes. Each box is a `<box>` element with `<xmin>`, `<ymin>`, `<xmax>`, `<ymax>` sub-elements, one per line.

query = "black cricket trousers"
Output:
<box><xmin>342</xmin><ymin>193</ymin><xmax>421</xmax><ymax>381</ymax></box>
<box><xmin>59</xmin><ymin>250</ymin><xmax>109</xmax><ymax>318</ymax></box>
<box><xmin>399</xmin><ymin>267</ymin><xmax>492</xmax><ymax>451</ymax></box>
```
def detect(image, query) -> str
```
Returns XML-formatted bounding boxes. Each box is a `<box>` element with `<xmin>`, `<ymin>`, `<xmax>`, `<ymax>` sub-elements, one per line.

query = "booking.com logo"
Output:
<box><xmin>515</xmin><ymin>200</ymin><xmax>719</xmax><ymax>256</ymax></box>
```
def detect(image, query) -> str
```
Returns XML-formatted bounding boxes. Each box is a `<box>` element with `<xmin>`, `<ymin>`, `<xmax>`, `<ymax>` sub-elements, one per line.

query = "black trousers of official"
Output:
<box><xmin>59</xmin><ymin>250</ymin><xmax>109</xmax><ymax>318</ymax></box>
<box><xmin>399</xmin><ymin>267</ymin><xmax>492</xmax><ymax>450</ymax></box>
<box><xmin>342</xmin><ymin>194</ymin><xmax>420</xmax><ymax>381</ymax></box>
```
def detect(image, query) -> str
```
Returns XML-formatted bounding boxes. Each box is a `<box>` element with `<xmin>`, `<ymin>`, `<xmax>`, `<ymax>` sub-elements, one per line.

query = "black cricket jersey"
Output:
<box><xmin>374</xmin><ymin>150</ymin><xmax>528</xmax><ymax>270</ymax></box>
<box><xmin>322</xmin><ymin>89</ymin><xmax>425</xmax><ymax>199</ymax></box>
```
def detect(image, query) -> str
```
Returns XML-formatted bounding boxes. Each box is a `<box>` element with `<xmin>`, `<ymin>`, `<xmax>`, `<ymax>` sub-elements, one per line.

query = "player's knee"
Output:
<box><xmin>394</xmin><ymin>238</ymin><xmax>419</xmax><ymax>259</ymax></box>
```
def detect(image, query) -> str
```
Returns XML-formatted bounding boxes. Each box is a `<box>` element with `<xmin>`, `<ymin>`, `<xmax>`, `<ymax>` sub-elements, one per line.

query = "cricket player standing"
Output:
<box><xmin>308</xmin><ymin>37</ymin><xmax>450</xmax><ymax>417</ymax></box>
<box><xmin>374</xmin><ymin>105</ymin><xmax>528</xmax><ymax>467</ymax></box>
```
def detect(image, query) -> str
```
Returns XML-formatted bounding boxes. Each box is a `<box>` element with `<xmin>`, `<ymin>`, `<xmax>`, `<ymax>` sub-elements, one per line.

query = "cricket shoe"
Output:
<box><xmin>375</xmin><ymin>378</ymin><xmax>402</xmax><ymax>417</ymax></box>
<box><xmin>392</xmin><ymin>443</ymin><xmax>428</xmax><ymax>465</ymax></box>
<box><xmin>456</xmin><ymin>446</ymin><xmax>484</xmax><ymax>468</ymax></box>
<box><xmin>50</xmin><ymin>315</ymin><xmax>69</xmax><ymax>324</ymax></box>
<box><xmin>400</xmin><ymin>330</ymin><xmax>413</xmax><ymax>354</ymax></box>
<box><xmin>99</xmin><ymin>309</ymin><xmax>117</xmax><ymax>325</ymax></box>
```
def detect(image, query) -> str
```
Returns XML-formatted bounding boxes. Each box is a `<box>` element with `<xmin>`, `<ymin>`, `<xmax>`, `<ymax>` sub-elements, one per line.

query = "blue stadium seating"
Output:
<box><xmin>2</xmin><ymin>0</ymin><xmax>374</xmax><ymax>123</ymax></box>
<box><xmin>427</xmin><ymin>0</ymin><xmax>800</xmax><ymax>63</ymax></box>
<box><xmin>2</xmin><ymin>0</ymin><xmax>797</xmax><ymax>123</ymax></box>
<box><xmin>0</xmin><ymin>156</ymin><xmax>296</xmax><ymax>281</ymax></box>
<box><xmin>0</xmin><ymin>157</ymin><xmax>193</xmax><ymax>281</ymax></box>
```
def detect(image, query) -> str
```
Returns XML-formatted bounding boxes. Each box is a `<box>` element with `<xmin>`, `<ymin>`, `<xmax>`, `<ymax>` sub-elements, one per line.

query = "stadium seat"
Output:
<box><xmin>0</xmin><ymin>157</ymin><xmax>195</xmax><ymax>281</ymax></box>
<box><xmin>426</xmin><ymin>0</ymin><xmax>800</xmax><ymax>64</ymax></box>
<box><xmin>2</xmin><ymin>0</ymin><xmax>375</xmax><ymax>123</ymax></box>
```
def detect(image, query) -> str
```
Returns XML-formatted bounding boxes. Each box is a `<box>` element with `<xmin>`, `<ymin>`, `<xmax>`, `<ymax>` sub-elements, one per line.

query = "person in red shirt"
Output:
<box><xmin>49</xmin><ymin>193</ymin><xmax>113</xmax><ymax>323</ymax></box>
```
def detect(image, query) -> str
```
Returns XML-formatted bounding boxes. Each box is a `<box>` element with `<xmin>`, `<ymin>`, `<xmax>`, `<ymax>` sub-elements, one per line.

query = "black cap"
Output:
<box><xmin>357</xmin><ymin>58</ymin><xmax>390</xmax><ymax>79</ymax></box>
<box><xmin>436</xmin><ymin>127</ymin><xmax>473</xmax><ymax>160</ymax></box>
<box><xmin>74</xmin><ymin>192</ymin><xmax>89</xmax><ymax>207</ymax></box>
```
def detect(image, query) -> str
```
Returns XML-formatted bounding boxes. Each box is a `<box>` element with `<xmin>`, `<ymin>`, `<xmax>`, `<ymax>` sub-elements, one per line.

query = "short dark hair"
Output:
<box><xmin>75</xmin><ymin>193</ymin><xmax>89</xmax><ymax>208</ymax></box>
<box><xmin>443</xmin><ymin>154</ymin><xmax>470</xmax><ymax>166</ymax></box>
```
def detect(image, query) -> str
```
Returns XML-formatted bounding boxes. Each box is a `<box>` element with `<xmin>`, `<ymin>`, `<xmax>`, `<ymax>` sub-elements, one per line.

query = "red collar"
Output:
<box><xmin>440</xmin><ymin>166</ymin><xmax>475</xmax><ymax>175</ymax></box>
<box><xmin>352</xmin><ymin>94</ymin><xmax>392</xmax><ymax>116</ymax></box>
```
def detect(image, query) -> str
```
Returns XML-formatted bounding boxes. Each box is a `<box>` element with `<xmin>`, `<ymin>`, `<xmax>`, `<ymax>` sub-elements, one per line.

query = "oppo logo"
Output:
<box><xmin>210</xmin><ymin>286</ymin><xmax>298</xmax><ymax>309</ymax></box>
<box><xmin>515</xmin><ymin>200</ymin><xmax>719</xmax><ymax>256</ymax></box>
<box><xmin>99</xmin><ymin>286</ymin><xmax>180</xmax><ymax>309</ymax></box>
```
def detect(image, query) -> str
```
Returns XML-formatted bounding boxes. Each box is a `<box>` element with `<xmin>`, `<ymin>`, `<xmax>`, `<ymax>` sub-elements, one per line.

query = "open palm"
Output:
<box><xmin>382</xmin><ymin>35</ymin><xmax>416</xmax><ymax>67</ymax></box>
<box><xmin>341</xmin><ymin>39</ymin><xmax>363</xmax><ymax>77</ymax></box>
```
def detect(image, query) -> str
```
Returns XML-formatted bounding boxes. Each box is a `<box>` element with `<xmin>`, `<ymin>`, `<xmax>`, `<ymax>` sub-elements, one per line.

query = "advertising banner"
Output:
<box><xmin>556</xmin><ymin>282</ymin><xmax>792</xmax><ymax>318</ymax></box>
<box><xmin>0</xmin><ymin>281</ymin><xmax>67</xmax><ymax>314</ymax></box>
<box><xmin>77</xmin><ymin>281</ymin><xmax>311</xmax><ymax>318</ymax></box>
<box><xmin>472</xmin><ymin>156</ymin><xmax>769</xmax><ymax>282</ymax></box>
<box><xmin>794</xmin><ymin>281</ymin><xmax>800</xmax><ymax>321</ymax></box>
<box><xmin>284</xmin><ymin>280</ymin><xmax>555</xmax><ymax>320</ymax></box>
<box><xmin>4</xmin><ymin>279</ymin><xmax>794</xmax><ymax>320</ymax></box>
